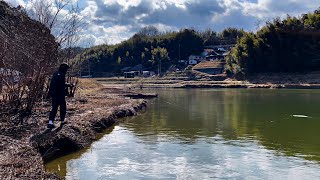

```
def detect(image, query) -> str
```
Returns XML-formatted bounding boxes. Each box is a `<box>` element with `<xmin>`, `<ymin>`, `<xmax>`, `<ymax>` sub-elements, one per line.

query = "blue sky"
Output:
<box><xmin>5</xmin><ymin>0</ymin><xmax>320</xmax><ymax>46</ymax></box>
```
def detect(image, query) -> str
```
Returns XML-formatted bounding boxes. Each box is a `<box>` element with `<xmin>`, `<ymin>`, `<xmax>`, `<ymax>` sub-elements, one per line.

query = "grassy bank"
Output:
<box><xmin>0</xmin><ymin>79</ymin><xmax>154</xmax><ymax>179</ymax></box>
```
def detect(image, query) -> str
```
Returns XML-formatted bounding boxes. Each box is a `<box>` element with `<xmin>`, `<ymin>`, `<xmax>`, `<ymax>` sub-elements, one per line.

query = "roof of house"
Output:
<box><xmin>130</xmin><ymin>64</ymin><xmax>142</xmax><ymax>71</ymax></box>
<box><xmin>193</xmin><ymin>61</ymin><xmax>225</xmax><ymax>70</ymax></box>
<box><xmin>121</xmin><ymin>64</ymin><xmax>143</xmax><ymax>72</ymax></box>
<box><xmin>121</xmin><ymin>67</ymin><xmax>131</xmax><ymax>71</ymax></box>
<box><xmin>189</xmin><ymin>54</ymin><xmax>205</xmax><ymax>57</ymax></box>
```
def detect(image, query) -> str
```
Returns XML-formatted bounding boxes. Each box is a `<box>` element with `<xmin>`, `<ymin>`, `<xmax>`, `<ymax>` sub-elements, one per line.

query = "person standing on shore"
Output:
<box><xmin>47</xmin><ymin>63</ymin><xmax>73</xmax><ymax>129</ymax></box>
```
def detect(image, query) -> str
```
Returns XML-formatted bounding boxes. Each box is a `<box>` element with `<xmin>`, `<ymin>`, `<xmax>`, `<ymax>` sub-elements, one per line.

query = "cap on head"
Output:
<box><xmin>59</xmin><ymin>63</ymin><xmax>70</xmax><ymax>72</ymax></box>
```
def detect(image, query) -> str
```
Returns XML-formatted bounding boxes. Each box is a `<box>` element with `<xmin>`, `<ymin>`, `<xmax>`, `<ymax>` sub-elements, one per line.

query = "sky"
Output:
<box><xmin>4</xmin><ymin>0</ymin><xmax>320</xmax><ymax>47</ymax></box>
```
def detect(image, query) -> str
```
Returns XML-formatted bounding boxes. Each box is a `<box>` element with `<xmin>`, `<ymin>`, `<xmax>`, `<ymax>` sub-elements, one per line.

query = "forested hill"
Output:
<box><xmin>226</xmin><ymin>9</ymin><xmax>320</xmax><ymax>77</ymax></box>
<box><xmin>72</xmin><ymin>27</ymin><xmax>245</xmax><ymax>76</ymax></box>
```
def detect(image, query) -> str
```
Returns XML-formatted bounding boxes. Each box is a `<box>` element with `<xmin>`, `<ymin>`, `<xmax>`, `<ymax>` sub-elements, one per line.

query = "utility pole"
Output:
<box><xmin>158</xmin><ymin>58</ymin><xmax>162</xmax><ymax>77</ymax></box>
<box><xmin>179</xmin><ymin>43</ymin><xmax>181</xmax><ymax>61</ymax></box>
<box><xmin>160</xmin><ymin>58</ymin><xmax>161</xmax><ymax>77</ymax></box>
<box><xmin>88</xmin><ymin>62</ymin><xmax>91</xmax><ymax>76</ymax></box>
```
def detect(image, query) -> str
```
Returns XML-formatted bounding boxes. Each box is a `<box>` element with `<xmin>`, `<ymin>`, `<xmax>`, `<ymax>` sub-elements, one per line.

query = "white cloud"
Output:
<box><xmin>79</xmin><ymin>25</ymin><xmax>132</xmax><ymax>45</ymax></box>
<box><xmin>3</xmin><ymin>0</ymin><xmax>320</xmax><ymax>46</ymax></box>
<box><xmin>80</xmin><ymin>0</ymin><xmax>98</xmax><ymax>20</ymax></box>
<box><xmin>4</xmin><ymin>0</ymin><xmax>25</xmax><ymax>7</ymax></box>
<box><xmin>117</xmin><ymin>0</ymin><xmax>141</xmax><ymax>9</ymax></box>
<box><xmin>153</xmin><ymin>23</ymin><xmax>178</xmax><ymax>32</ymax></box>
<box><xmin>242</xmin><ymin>0</ymin><xmax>319</xmax><ymax>20</ymax></box>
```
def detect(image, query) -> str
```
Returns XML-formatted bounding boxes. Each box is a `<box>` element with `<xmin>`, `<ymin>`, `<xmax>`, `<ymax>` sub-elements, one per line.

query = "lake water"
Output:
<box><xmin>46</xmin><ymin>89</ymin><xmax>320</xmax><ymax>179</ymax></box>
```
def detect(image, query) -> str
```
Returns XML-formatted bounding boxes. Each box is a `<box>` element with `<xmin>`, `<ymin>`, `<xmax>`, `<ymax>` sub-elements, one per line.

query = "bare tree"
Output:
<box><xmin>0</xmin><ymin>1</ymin><xmax>58</xmax><ymax>123</ymax></box>
<box><xmin>27</xmin><ymin>0</ymin><xmax>85</xmax><ymax>97</ymax></box>
<box><xmin>28</xmin><ymin>0</ymin><xmax>84</xmax><ymax>49</ymax></box>
<box><xmin>0</xmin><ymin>0</ymin><xmax>85</xmax><ymax>124</ymax></box>
<box><xmin>138</xmin><ymin>26</ymin><xmax>160</xmax><ymax>37</ymax></box>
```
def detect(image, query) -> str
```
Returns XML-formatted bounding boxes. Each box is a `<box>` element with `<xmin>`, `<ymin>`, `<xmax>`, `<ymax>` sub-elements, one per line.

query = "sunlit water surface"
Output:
<box><xmin>46</xmin><ymin>89</ymin><xmax>320</xmax><ymax>179</ymax></box>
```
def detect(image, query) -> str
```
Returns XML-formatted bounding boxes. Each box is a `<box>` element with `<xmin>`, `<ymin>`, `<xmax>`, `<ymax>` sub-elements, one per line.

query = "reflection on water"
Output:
<box><xmin>46</xmin><ymin>89</ymin><xmax>320</xmax><ymax>179</ymax></box>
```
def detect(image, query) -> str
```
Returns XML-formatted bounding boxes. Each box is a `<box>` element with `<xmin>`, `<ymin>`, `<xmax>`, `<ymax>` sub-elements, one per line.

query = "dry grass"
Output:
<box><xmin>193</xmin><ymin>61</ymin><xmax>225</xmax><ymax>69</ymax></box>
<box><xmin>247</xmin><ymin>72</ymin><xmax>320</xmax><ymax>84</ymax></box>
<box><xmin>75</xmin><ymin>78</ymin><xmax>104</xmax><ymax>95</ymax></box>
<box><xmin>78</xmin><ymin>78</ymin><xmax>104</xmax><ymax>89</ymax></box>
<box><xmin>0</xmin><ymin>135</ymin><xmax>59</xmax><ymax>179</ymax></box>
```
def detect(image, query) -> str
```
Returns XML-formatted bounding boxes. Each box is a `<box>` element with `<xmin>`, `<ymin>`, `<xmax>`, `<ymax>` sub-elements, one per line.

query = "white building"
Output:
<box><xmin>188</xmin><ymin>54</ymin><xmax>205</xmax><ymax>65</ymax></box>
<box><xmin>188</xmin><ymin>59</ymin><xmax>198</xmax><ymax>65</ymax></box>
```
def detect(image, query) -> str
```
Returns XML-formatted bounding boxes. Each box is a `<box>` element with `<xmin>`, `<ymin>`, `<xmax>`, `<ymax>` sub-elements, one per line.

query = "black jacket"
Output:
<box><xmin>48</xmin><ymin>71</ymin><xmax>67</xmax><ymax>98</ymax></box>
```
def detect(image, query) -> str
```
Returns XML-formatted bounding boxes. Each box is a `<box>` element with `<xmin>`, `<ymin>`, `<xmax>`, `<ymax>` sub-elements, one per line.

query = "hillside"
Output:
<box><xmin>226</xmin><ymin>9</ymin><xmax>320</xmax><ymax>76</ymax></box>
<box><xmin>72</xmin><ymin>28</ymin><xmax>245</xmax><ymax>77</ymax></box>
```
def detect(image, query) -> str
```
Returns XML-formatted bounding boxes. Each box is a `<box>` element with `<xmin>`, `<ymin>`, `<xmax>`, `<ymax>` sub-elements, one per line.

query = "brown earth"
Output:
<box><xmin>0</xmin><ymin>79</ymin><xmax>154</xmax><ymax>179</ymax></box>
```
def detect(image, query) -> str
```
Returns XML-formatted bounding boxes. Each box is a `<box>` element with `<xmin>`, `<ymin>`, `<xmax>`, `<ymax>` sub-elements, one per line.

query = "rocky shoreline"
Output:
<box><xmin>0</xmin><ymin>87</ymin><xmax>153</xmax><ymax>180</ymax></box>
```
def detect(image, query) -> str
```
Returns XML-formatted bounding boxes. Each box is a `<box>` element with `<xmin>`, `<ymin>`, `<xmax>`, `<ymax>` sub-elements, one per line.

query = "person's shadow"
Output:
<box><xmin>42</xmin><ymin>123</ymin><xmax>64</xmax><ymax>134</ymax></box>
<box><xmin>30</xmin><ymin>123</ymin><xmax>65</xmax><ymax>145</ymax></box>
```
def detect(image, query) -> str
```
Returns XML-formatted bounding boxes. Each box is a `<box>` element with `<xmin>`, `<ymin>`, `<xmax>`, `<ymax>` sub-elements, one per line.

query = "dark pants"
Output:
<box><xmin>49</xmin><ymin>96</ymin><xmax>66</xmax><ymax>122</ymax></box>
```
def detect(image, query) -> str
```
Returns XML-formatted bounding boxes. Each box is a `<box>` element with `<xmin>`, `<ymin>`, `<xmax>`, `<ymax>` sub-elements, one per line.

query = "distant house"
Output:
<box><xmin>205</xmin><ymin>48</ymin><xmax>228</xmax><ymax>61</ymax></box>
<box><xmin>189</xmin><ymin>54</ymin><xmax>205</xmax><ymax>61</ymax></box>
<box><xmin>188</xmin><ymin>45</ymin><xmax>232</xmax><ymax>65</ymax></box>
<box><xmin>204</xmin><ymin>48</ymin><xmax>215</xmax><ymax>53</ymax></box>
<box><xmin>121</xmin><ymin>65</ymin><xmax>142</xmax><ymax>72</ymax></box>
<box><xmin>122</xmin><ymin>64</ymin><xmax>143</xmax><ymax>78</ymax></box>
<box><xmin>217</xmin><ymin>47</ymin><xmax>226</xmax><ymax>51</ymax></box>
<box><xmin>188</xmin><ymin>54</ymin><xmax>205</xmax><ymax>65</ymax></box>
<box><xmin>200</xmin><ymin>51</ymin><xmax>209</xmax><ymax>57</ymax></box>
<box><xmin>192</xmin><ymin>61</ymin><xmax>225</xmax><ymax>75</ymax></box>
<box><xmin>206</xmin><ymin>54</ymin><xmax>224</xmax><ymax>61</ymax></box>
<box><xmin>204</xmin><ymin>44</ymin><xmax>235</xmax><ymax>51</ymax></box>
<box><xmin>142</xmin><ymin>71</ymin><xmax>155</xmax><ymax>77</ymax></box>
<box><xmin>124</xmin><ymin>71</ymin><xmax>135</xmax><ymax>78</ymax></box>
<box><xmin>188</xmin><ymin>59</ymin><xmax>198</xmax><ymax>65</ymax></box>
<box><xmin>120</xmin><ymin>67</ymin><xmax>131</xmax><ymax>73</ymax></box>
<box><xmin>130</xmin><ymin>64</ymin><xmax>143</xmax><ymax>71</ymax></box>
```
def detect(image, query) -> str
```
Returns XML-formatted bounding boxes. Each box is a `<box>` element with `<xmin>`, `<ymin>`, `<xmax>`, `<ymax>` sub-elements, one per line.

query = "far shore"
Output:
<box><xmin>99</xmin><ymin>80</ymin><xmax>320</xmax><ymax>89</ymax></box>
<box><xmin>96</xmin><ymin>71</ymin><xmax>320</xmax><ymax>90</ymax></box>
